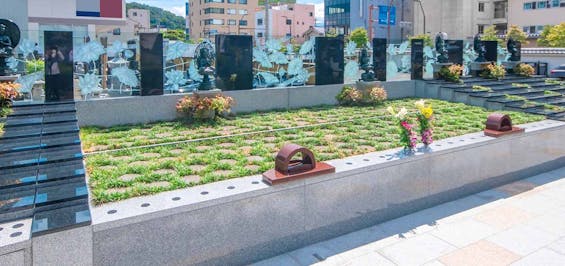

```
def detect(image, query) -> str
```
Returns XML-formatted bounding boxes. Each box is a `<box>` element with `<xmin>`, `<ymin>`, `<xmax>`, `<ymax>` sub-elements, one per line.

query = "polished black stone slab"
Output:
<box><xmin>315</xmin><ymin>37</ymin><xmax>344</xmax><ymax>85</ymax></box>
<box><xmin>0</xmin><ymin>189</ymin><xmax>36</xmax><ymax>215</ymax></box>
<box><xmin>37</xmin><ymin>160</ymin><xmax>85</xmax><ymax>184</ymax></box>
<box><xmin>0</xmin><ymin>150</ymin><xmax>41</xmax><ymax>169</ymax></box>
<box><xmin>31</xmin><ymin>204</ymin><xmax>91</xmax><ymax>236</ymax></box>
<box><xmin>41</xmin><ymin>122</ymin><xmax>80</xmax><ymax>135</ymax></box>
<box><xmin>411</xmin><ymin>39</ymin><xmax>424</xmax><ymax>80</ymax></box>
<box><xmin>140</xmin><ymin>33</ymin><xmax>164</xmax><ymax>96</ymax></box>
<box><xmin>0</xmin><ymin>136</ymin><xmax>42</xmax><ymax>153</ymax></box>
<box><xmin>373</xmin><ymin>38</ymin><xmax>387</xmax><ymax>81</ymax></box>
<box><xmin>483</xmin><ymin>41</ymin><xmax>498</xmax><ymax>62</ymax></box>
<box><xmin>4</xmin><ymin>116</ymin><xmax>43</xmax><ymax>127</ymax></box>
<box><xmin>35</xmin><ymin>181</ymin><xmax>88</xmax><ymax>207</ymax></box>
<box><xmin>44</xmin><ymin>31</ymin><xmax>75</xmax><ymax>102</ymax></box>
<box><xmin>215</xmin><ymin>35</ymin><xmax>254</xmax><ymax>90</ymax></box>
<box><xmin>0</xmin><ymin>166</ymin><xmax>37</xmax><ymax>189</ymax></box>
<box><xmin>447</xmin><ymin>40</ymin><xmax>463</xmax><ymax>65</ymax></box>
<box><xmin>38</xmin><ymin>145</ymin><xmax>83</xmax><ymax>165</ymax></box>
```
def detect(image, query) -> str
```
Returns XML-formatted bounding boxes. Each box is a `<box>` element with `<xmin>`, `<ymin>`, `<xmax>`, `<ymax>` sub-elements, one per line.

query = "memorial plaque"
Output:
<box><xmin>44</xmin><ymin>31</ymin><xmax>74</xmax><ymax>102</ymax></box>
<box><xmin>315</xmin><ymin>37</ymin><xmax>344</xmax><ymax>85</ymax></box>
<box><xmin>411</xmin><ymin>39</ymin><xmax>424</xmax><ymax>80</ymax></box>
<box><xmin>372</xmin><ymin>38</ymin><xmax>387</xmax><ymax>81</ymax></box>
<box><xmin>483</xmin><ymin>40</ymin><xmax>498</xmax><ymax>62</ymax></box>
<box><xmin>140</xmin><ymin>33</ymin><xmax>164</xmax><ymax>96</ymax></box>
<box><xmin>447</xmin><ymin>40</ymin><xmax>463</xmax><ymax>65</ymax></box>
<box><xmin>215</xmin><ymin>35</ymin><xmax>253</xmax><ymax>90</ymax></box>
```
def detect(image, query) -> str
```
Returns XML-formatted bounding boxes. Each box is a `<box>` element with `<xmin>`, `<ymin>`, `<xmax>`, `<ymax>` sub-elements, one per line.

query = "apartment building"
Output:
<box><xmin>413</xmin><ymin>0</ymin><xmax>508</xmax><ymax>40</ymax></box>
<box><xmin>255</xmin><ymin>3</ymin><xmax>316</xmax><ymax>43</ymax></box>
<box><xmin>508</xmin><ymin>0</ymin><xmax>565</xmax><ymax>35</ymax></box>
<box><xmin>188</xmin><ymin>0</ymin><xmax>259</xmax><ymax>40</ymax></box>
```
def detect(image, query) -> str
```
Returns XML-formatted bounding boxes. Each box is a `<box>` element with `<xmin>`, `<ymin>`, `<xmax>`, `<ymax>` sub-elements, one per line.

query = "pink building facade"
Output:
<box><xmin>255</xmin><ymin>4</ymin><xmax>316</xmax><ymax>44</ymax></box>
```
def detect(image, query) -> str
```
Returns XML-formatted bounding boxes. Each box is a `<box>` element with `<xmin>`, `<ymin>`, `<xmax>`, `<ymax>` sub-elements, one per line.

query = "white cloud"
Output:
<box><xmin>167</xmin><ymin>6</ymin><xmax>186</xmax><ymax>16</ymax></box>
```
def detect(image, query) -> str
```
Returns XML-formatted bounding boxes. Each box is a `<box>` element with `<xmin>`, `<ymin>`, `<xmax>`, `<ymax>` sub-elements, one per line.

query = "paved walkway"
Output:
<box><xmin>254</xmin><ymin>167</ymin><xmax>565</xmax><ymax>266</ymax></box>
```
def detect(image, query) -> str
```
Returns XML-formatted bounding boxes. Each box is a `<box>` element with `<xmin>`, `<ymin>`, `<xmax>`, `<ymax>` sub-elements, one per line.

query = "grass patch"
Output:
<box><xmin>83</xmin><ymin>98</ymin><xmax>544</xmax><ymax>205</ymax></box>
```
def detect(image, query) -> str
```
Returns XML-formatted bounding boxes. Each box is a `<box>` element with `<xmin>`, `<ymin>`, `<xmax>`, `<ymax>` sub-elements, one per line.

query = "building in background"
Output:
<box><xmin>26</xmin><ymin>0</ymin><xmax>126</xmax><ymax>46</ymax></box>
<box><xmin>97</xmin><ymin>8</ymin><xmax>155</xmax><ymax>43</ymax></box>
<box><xmin>324</xmin><ymin>0</ymin><xmax>414</xmax><ymax>43</ymax></box>
<box><xmin>255</xmin><ymin>3</ymin><xmax>316</xmax><ymax>44</ymax></box>
<box><xmin>412</xmin><ymin>0</ymin><xmax>507</xmax><ymax>40</ymax></box>
<box><xmin>507</xmin><ymin>0</ymin><xmax>565</xmax><ymax>46</ymax></box>
<box><xmin>188</xmin><ymin>0</ymin><xmax>259</xmax><ymax>40</ymax></box>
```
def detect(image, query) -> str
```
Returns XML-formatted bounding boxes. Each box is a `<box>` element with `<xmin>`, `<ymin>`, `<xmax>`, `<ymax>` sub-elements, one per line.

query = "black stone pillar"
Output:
<box><xmin>215</xmin><ymin>35</ymin><xmax>253</xmax><ymax>90</ymax></box>
<box><xmin>483</xmin><ymin>41</ymin><xmax>498</xmax><ymax>62</ymax></box>
<box><xmin>447</xmin><ymin>40</ymin><xmax>463</xmax><ymax>65</ymax></box>
<box><xmin>372</xmin><ymin>38</ymin><xmax>387</xmax><ymax>81</ymax></box>
<box><xmin>411</xmin><ymin>39</ymin><xmax>424</xmax><ymax>80</ymax></box>
<box><xmin>140</xmin><ymin>33</ymin><xmax>164</xmax><ymax>96</ymax></box>
<box><xmin>44</xmin><ymin>31</ymin><xmax>74</xmax><ymax>102</ymax></box>
<box><xmin>315</xmin><ymin>37</ymin><xmax>344</xmax><ymax>85</ymax></box>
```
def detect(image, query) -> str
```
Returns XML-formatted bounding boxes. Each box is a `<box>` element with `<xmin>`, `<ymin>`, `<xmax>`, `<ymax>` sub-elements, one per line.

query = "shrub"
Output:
<box><xmin>414</xmin><ymin>99</ymin><xmax>434</xmax><ymax>145</ymax></box>
<box><xmin>409</xmin><ymin>34</ymin><xmax>433</xmax><ymax>47</ymax></box>
<box><xmin>336</xmin><ymin>86</ymin><xmax>362</xmax><ymax>106</ymax></box>
<box><xmin>514</xmin><ymin>63</ymin><xmax>535</xmax><ymax>77</ymax></box>
<box><xmin>365</xmin><ymin>87</ymin><xmax>387</xmax><ymax>105</ymax></box>
<box><xmin>481</xmin><ymin>64</ymin><xmax>506</xmax><ymax>80</ymax></box>
<box><xmin>439</xmin><ymin>64</ymin><xmax>463</xmax><ymax>83</ymax></box>
<box><xmin>0</xmin><ymin>82</ymin><xmax>20</xmax><ymax>111</ymax></box>
<box><xmin>176</xmin><ymin>94</ymin><xmax>234</xmax><ymax>120</ymax></box>
<box><xmin>26</xmin><ymin>60</ymin><xmax>44</xmax><ymax>74</ymax></box>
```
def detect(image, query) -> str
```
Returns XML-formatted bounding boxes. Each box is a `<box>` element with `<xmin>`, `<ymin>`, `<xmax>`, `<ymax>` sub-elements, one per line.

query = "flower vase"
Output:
<box><xmin>194</xmin><ymin>109</ymin><xmax>215</xmax><ymax>120</ymax></box>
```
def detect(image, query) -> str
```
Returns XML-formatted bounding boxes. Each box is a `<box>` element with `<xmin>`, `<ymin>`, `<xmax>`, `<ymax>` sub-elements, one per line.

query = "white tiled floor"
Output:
<box><xmin>254</xmin><ymin>166</ymin><xmax>565</xmax><ymax>266</ymax></box>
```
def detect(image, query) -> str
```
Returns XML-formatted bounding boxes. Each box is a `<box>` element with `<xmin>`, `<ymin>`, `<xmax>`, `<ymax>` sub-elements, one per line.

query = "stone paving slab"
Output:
<box><xmin>254</xmin><ymin>166</ymin><xmax>565</xmax><ymax>265</ymax></box>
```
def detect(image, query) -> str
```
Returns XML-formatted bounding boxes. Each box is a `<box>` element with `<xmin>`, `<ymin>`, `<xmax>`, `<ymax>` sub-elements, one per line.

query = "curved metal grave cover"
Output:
<box><xmin>486</xmin><ymin>113</ymin><xmax>512</xmax><ymax>131</ymax></box>
<box><xmin>484</xmin><ymin>113</ymin><xmax>524</xmax><ymax>137</ymax></box>
<box><xmin>263</xmin><ymin>143</ymin><xmax>335</xmax><ymax>185</ymax></box>
<box><xmin>275</xmin><ymin>143</ymin><xmax>316</xmax><ymax>175</ymax></box>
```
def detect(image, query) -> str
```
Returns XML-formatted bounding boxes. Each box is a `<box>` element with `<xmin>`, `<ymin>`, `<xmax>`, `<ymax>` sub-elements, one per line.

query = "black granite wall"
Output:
<box><xmin>483</xmin><ymin>41</ymin><xmax>498</xmax><ymax>62</ymax></box>
<box><xmin>140</xmin><ymin>33</ymin><xmax>164</xmax><ymax>96</ymax></box>
<box><xmin>44</xmin><ymin>31</ymin><xmax>74</xmax><ymax>102</ymax></box>
<box><xmin>447</xmin><ymin>40</ymin><xmax>463</xmax><ymax>65</ymax></box>
<box><xmin>373</xmin><ymin>38</ymin><xmax>387</xmax><ymax>81</ymax></box>
<box><xmin>411</xmin><ymin>39</ymin><xmax>424</xmax><ymax>80</ymax></box>
<box><xmin>315</xmin><ymin>37</ymin><xmax>344</xmax><ymax>85</ymax></box>
<box><xmin>215</xmin><ymin>35</ymin><xmax>253</xmax><ymax>90</ymax></box>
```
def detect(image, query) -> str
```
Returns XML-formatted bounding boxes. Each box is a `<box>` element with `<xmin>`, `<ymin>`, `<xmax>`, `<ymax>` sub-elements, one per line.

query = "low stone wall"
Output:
<box><xmin>76</xmin><ymin>81</ymin><xmax>416</xmax><ymax>127</ymax></box>
<box><xmin>3</xmin><ymin>121</ymin><xmax>561</xmax><ymax>265</ymax></box>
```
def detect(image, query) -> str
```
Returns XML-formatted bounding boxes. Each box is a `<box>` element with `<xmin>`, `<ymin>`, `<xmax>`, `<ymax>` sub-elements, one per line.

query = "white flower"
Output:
<box><xmin>414</xmin><ymin>99</ymin><xmax>426</xmax><ymax>109</ymax></box>
<box><xmin>387</xmin><ymin>106</ymin><xmax>395</xmax><ymax>116</ymax></box>
<box><xmin>396</xmin><ymin>107</ymin><xmax>408</xmax><ymax>119</ymax></box>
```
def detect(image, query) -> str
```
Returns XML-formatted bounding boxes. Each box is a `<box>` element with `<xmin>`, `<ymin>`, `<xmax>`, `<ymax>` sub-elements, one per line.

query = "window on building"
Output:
<box><xmin>522</xmin><ymin>26</ymin><xmax>529</xmax><ymax>33</ymax></box>
<box><xmin>286</xmin><ymin>19</ymin><xmax>292</xmax><ymax>25</ymax></box>
<box><xmin>113</xmin><ymin>28</ymin><xmax>121</xmax><ymax>35</ymax></box>
<box><xmin>561</xmin><ymin>0</ymin><xmax>565</xmax><ymax>7</ymax></box>
<box><xmin>227</xmin><ymin>8</ymin><xmax>236</xmax><ymax>14</ymax></box>
<box><xmin>538</xmin><ymin>1</ymin><xmax>548</xmax><ymax>8</ymax></box>
<box><xmin>239</xmin><ymin>0</ymin><xmax>247</xmax><ymax>4</ymax></box>
<box><xmin>239</xmin><ymin>20</ymin><xmax>248</xmax><ymax>26</ymax></box>
<box><xmin>309</xmin><ymin>12</ymin><xmax>313</xmax><ymax>17</ymax></box>
<box><xmin>227</xmin><ymin>0</ymin><xmax>236</xmax><ymax>3</ymax></box>
<box><xmin>257</xmin><ymin>18</ymin><xmax>263</xmax><ymax>25</ymax></box>
<box><xmin>257</xmin><ymin>32</ymin><xmax>263</xmax><ymax>37</ymax></box>
<box><xmin>524</xmin><ymin>2</ymin><xmax>532</xmax><ymax>9</ymax></box>
<box><xmin>529</xmin><ymin>25</ymin><xmax>536</xmax><ymax>33</ymax></box>
<box><xmin>239</xmin><ymin>9</ymin><xmax>248</xmax><ymax>15</ymax></box>
<box><xmin>204</xmin><ymin>8</ymin><xmax>225</xmax><ymax>14</ymax></box>
<box><xmin>494</xmin><ymin>1</ymin><xmax>506</xmax><ymax>18</ymax></box>
<box><xmin>133</xmin><ymin>12</ymin><xmax>137</xmax><ymax>16</ymax></box>
<box><xmin>286</xmin><ymin>33</ymin><xmax>291</xmax><ymax>37</ymax></box>
<box><xmin>204</xmin><ymin>19</ymin><xmax>224</xmax><ymax>25</ymax></box>
<box><xmin>536</xmin><ymin>25</ymin><xmax>545</xmax><ymax>32</ymax></box>
<box><xmin>204</xmin><ymin>0</ymin><xmax>224</xmax><ymax>3</ymax></box>
<box><xmin>479</xmin><ymin>2</ymin><xmax>485</xmax><ymax>12</ymax></box>
<box><xmin>478</xmin><ymin>25</ymin><xmax>485</xmax><ymax>34</ymax></box>
<box><xmin>228</xmin><ymin>19</ymin><xmax>236</xmax><ymax>25</ymax></box>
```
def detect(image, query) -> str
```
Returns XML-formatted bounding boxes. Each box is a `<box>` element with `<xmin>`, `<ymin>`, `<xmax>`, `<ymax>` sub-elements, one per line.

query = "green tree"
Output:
<box><xmin>126</xmin><ymin>2</ymin><xmax>185</xmax><ymax>30</ymax></box>
<box><xmin>163</xmin><ymin>29</ymin><xmax>186</xmax><ymax>41</ymax></box>
<box><xmin>349</xmin><ymin>27</ymin><xmax>368</xmax><ymax>48</ymax></box>
<box><xmin>546</xmin><ymin>23</ymin><xmax>565</xmax><ymax>47</ymax></box>
<box><xmin>409</xmin><ymin>34</ymin><xmax>432</xmax><ymax>47</ymax></box>
<box><xmin>506</xmin><ymin>25</ymin><xmax>528</xmax><ymax>44</ymax></box>
<box><xmin>481</xmin><ymin>25</ymin><xmax>503</xmax><ymax>45</ymax></box>
<box><xmin>537</xmin><ymin>25</ymin><xmax>552</xmax><ymax>47</ymax></box>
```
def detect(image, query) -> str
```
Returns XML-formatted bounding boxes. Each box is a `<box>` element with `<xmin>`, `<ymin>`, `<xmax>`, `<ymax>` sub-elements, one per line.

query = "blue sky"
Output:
<box><xmin>125</xmin><ymin>0</ymin><xmax>324</xmax><ymax>19</ymax></box>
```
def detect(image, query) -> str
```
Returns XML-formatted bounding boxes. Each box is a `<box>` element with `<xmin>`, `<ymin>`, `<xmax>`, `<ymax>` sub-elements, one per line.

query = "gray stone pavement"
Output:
<box><xmin>254</xmin><ymin>166</ymin><xmax>565</xmax><ymax>266</ymax></box>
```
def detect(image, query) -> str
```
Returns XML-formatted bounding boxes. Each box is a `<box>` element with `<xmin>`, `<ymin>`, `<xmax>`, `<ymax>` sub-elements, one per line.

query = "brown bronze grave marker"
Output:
<box><xmin>263</xmin><ymin>143</ymin><xmax>335</xmax><ymax>185</ymax></box>
<box><xmin>484</xmin><ymin>113</ymin><xmax>524</xmax><ymax>137</ymax></box>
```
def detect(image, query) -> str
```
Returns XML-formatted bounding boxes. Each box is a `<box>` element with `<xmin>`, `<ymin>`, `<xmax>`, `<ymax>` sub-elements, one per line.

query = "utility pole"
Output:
<box><xmin>387</xmin><ymin>0</ymin><xmax>394</xmax><ymax>45</ymax></box>
<box><xmin>415</xmin><ymin>0</ymin><xmax>426</xmax><ymax>34</ymax></box>
<box><xmin>265</xmin><ymin>0</ymin><xmax>269</xmax><ymax>41</ymax></box>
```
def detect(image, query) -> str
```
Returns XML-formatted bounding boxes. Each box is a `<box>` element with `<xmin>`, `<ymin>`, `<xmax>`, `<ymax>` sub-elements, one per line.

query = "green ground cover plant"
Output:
<box><xmin>83</xmin><ymin>98</ymin><xmax>544</xmax><ymax>204</ymax></box>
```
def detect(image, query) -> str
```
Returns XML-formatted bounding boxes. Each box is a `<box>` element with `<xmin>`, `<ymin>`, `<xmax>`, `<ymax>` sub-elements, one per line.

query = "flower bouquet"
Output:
<box><xmin>176</xmin><ymin>94</ymin><xmax>234</xmax><ymax>121</ymax></box>
<box><xmin>414</xmin><ymin>99</ymin><xmax>434</xmax><ymax>145</ymax></box>
<box><xmin>387</xmin><ymin>106</ymin><xmax>417</xmax><ymax>151</ymax></box>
